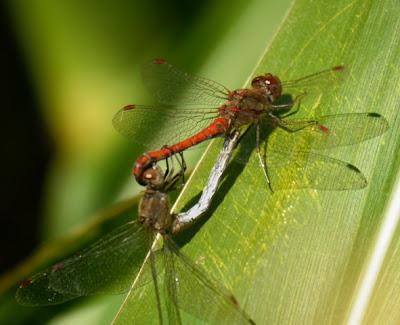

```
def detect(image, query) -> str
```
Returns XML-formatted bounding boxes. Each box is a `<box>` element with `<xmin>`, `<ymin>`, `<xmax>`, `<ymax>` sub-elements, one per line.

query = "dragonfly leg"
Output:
<box><xmin>269</xmin><ymin>91</ymin><xmax>306</xmax><ymax>116</ymax></box>
<box><xmin>256</xmin><ymin>124</ymin><xmax>274</xmax><ymax>192</ymax></box>
<box><xmin>160</xmin><ymin>145</ymin><xmax>175</xmax><ymax>181</ymax></box>
<box><xmin>164</xmin><ymin>153</ymin><xmax>186</xmax><ymax>191</ymax></box>
<box><xmin>176</xmin><ymin>152</ymin><xmax>186</xmax><ymax>183</ymax></box>
<box><xmin>269</xmin><ymin>110</ymin><xmax>318</xmax><ymax>133</ymax></box>
<box><xmin>231</xmin><ymin>129</ymin><xmax>243</xmax><ymax>151</ymax></box>
<box><xmin>279</xmin><ymin>118</ymin><xmax>318</xmax><ymax>132</ymax></box>
<box><xmin>164</xmin><ymin>155</ymin><xmax>175</xmax><ymax>186</ymax></box>
<box><xmin>279</xmin><ymin>92</ymin><xmax>307</xmax><ymax>118</ymax></box>
<box><xmin>164</xmin><ymin>150</ymin><xmax>171</xmax><ymax>180</ymax></box>
<box><xmin>269</xmin><ymin>100</ymin><xmax>294</xmax><ymax>111</ymax></box>
<box><xmin>176</xmin><ymin>152</ymin><xmax>186</xmax><ymax>174</ymax></box>
<box><xmin>171</xmin><ymin>153</ymin><xmax>186</xmax><ymax>186</ymax></box>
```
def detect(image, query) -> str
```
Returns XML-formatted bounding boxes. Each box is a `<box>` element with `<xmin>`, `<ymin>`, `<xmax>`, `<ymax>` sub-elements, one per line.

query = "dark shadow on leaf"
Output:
<box><xmin>174</xmin><ymin>123</ymin><xmax>275</xmax><ymax>247</ymax></box>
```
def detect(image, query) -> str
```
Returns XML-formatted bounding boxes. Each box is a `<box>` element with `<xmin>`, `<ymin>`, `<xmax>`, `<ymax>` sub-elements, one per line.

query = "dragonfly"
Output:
<box><xmin>16</xmin><ymin>156</ymin><xmax>255</xmax><ymax>325</ymax></box>
<box><xmin>113</xmin><ymin>59</ymin><xmax>388</xmax><ymax>190</ymax></box>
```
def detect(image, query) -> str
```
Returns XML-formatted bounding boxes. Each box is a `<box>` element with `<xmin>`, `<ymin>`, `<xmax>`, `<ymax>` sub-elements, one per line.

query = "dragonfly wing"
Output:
<box><xmin>112</xmin><ymin>104</ymin><xmax>219</xmax><ymax>150</ymax></box>
<box><xmin>15</xmin><ymin>269</ymin><xmax>77</xmax><ymax>306</ymax></box>
<box><xmin>273</xmin><ymin>113</ymin><xmax>389</xmax><ymax>150</ymax></box>
<box><xmin>48</xmin><ymin>221</ymin><xmax>149</xmax><ymax>296</ymax></box>
<box><xmin>280</xmin><ymin>66</ymin><xmax>345</xmax><ymax>97</ymax></box>
<box><xmin>141</xmin><ymin>59</ymin><xmax>229</xmax><ymax>107</ymax></box>
<box><xmin>163</xmin><ymin>245</ymin><xmax>183</xmax><ymax>325</ymax></box>
<box><xmin>16</xmin><ymin>221</ymin><xmax>149</xmax><ymax>305</ymax></box>
<box><xmin>164</xmin><ymin>238</ymin><xmax>255</xmax><ymax>325</ymax></box>
<box><xmin>267</xmin><ymin>150</ymin><xmax>367</xmax><ymax>190</ymax></box>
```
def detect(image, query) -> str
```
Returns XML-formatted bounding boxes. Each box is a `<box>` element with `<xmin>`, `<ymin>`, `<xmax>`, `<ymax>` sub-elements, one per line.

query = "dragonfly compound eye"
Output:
<box><xmin>251</xmin><ymin>74</ymin><xmax>282</xmax><ymax>102</ymax></box>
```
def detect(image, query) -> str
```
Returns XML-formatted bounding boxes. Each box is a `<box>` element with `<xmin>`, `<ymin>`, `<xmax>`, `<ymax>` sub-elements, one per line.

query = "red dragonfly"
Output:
<box><xmin>113</xmin><ymin>59</ymin><xmax>388</xmax><ymax>189</ymax></box>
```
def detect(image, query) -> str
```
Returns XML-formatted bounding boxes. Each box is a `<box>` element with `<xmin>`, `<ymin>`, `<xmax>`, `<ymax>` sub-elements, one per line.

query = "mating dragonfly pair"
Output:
<box><xmin>16</xmin><ymin>60</ymin><xmax>388</xmax><ymax>324</ymax></box>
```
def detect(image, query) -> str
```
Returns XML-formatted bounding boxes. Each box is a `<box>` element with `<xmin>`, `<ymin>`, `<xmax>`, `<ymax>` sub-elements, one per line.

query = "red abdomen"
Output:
<box><xmin>134</xmin><ymin>117</ymin><xmax>230</xmax><ymax>185</ymax></box>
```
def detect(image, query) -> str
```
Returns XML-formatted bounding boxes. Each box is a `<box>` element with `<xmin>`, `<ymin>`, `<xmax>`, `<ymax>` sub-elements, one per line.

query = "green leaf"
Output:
<box><xmin>114</xmin><ymin>0</ymin><xmax>400</xmax><ymax>324</ymax></box>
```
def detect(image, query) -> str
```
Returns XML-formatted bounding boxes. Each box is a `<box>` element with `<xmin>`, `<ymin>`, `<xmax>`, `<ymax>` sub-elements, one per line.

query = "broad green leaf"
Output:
<box><xmin>114</xmin><ymin>0</ymin><xmax>400</xmax><ymax>324</ymax></box>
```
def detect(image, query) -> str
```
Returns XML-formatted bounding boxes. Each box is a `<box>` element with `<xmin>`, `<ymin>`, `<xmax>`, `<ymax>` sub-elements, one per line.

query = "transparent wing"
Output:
<box><xmin>280</xmin><ymin>65</ymin><xmax>345</xmax><ymax>96</ymax></box>
<box><xmin>163</xmin><ymin>246</ymin><xmax>183</xmax><ymax>325</ymax></box>
<box><xmin>266</xmin><ymin>150</ymin><xmax>367</xmax><ymax>190</ymax></box>
<box><xmin>16</xmin><ymin>221</ymin><xmax>149</xmax><ymax>305</ymax></box>
<box><xmin>15</xmin><ymin>270</ymin><xmax>77</xmax><ymax>306</ymax></box>
<box><xmin>112</xmin><ymin>104</ymin><xmax>219</xmax><ymax>149</ymax></box>
<box><xmin>48</xmin><ymin>221</ymin><xmax>149</xmax><ymax>296</ymax></box>
<box><xmin>141</xmin><ymin>58</ymin><xmax>229</xmax><ymax>106</ymax></box>
<box><xmin>272</xmin><ymin>112</ymin><xmax>389</xmax><ymax>150</ymax></box>
<box><xmin>233</xmin><ymin>112</ymin><xmax>388</xmax><ymax>190</ymax></box>
<box><xmin>164</xmin><ymin>238</ymin><xmax>255</xmax><ymax>325</ymax></box>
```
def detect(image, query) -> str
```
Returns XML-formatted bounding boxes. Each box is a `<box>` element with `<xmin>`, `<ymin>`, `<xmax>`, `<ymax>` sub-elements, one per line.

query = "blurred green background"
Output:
<box><xmin>0</xmin><ymin>0</ymin><xmax>291</xmax><ymax>323</ymax></box>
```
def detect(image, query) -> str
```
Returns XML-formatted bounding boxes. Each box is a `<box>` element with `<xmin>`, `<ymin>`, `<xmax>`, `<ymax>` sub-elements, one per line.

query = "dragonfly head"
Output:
<box><xmin>140</xmin><ymin>166</ymin><xmax>165</xmax><ymax>189</ymax></box>
<box><xmin>251</xmin><ymin>73</ymin><xmax>282</xmax><ymax>103</ymax></box>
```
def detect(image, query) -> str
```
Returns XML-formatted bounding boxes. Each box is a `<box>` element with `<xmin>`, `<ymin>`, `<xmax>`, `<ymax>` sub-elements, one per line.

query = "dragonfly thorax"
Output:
<box><xmin>139</xmin><ymin>189</ymin><xmax>172</xmax><ymax>233</ymax></box>
<box><xmin>223</xmin><ymin>89</ymin><xmax>270</xmax><ymax>128</ymax></box>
